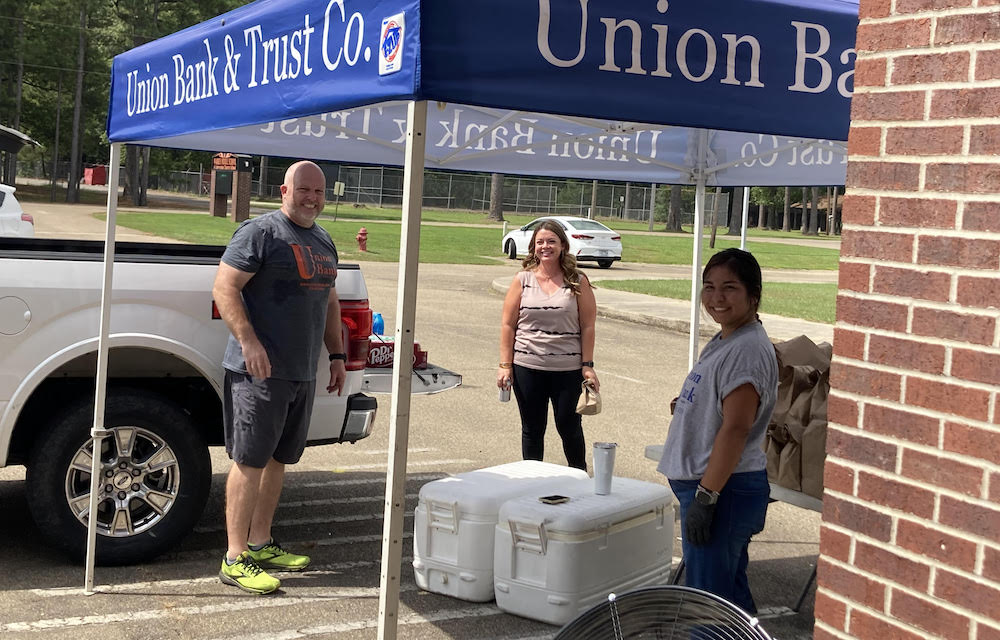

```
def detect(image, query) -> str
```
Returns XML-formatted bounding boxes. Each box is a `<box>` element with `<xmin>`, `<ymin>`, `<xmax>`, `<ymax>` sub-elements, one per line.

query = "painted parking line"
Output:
<box><xmin>329</xmin><ymin>458</ymin><xmax>474</xmax><ymax>472</ymax></box>
<box><xmin>194</xmin><ymin>508</ymin><xmax>414</xmax><ymax>533</ymax></box>
<box><xmin>355</xmin><ymin>447</ymin><xmax>434</xmax><ymax>456</ymax></box>
<box><xmin>278</xmin><ymin>492</ymin><xmax>419</xmax><ymax>509</ymax></box>
<box><xmin>3</xmin><ymin>585</ymin><xmax>420</xmax><ymax>633</ymax></box>
<box><xmin>296</xmin><ymin>472</ymin><xmax>445</xmax><ymax>488</ymax></box>
<box><xmin>164</xmin><ymin>529</ymin><xmax>414</xmax><ymax>565</ymax></box>
<box><xmin>30</xmin><ymin>558</ymin><xmax>394</xmax><ymax>598</ymax></box>
<box><xmin>209</xmin><ymin>603</ymin><xmax>504</xmax><ymax>640</ymax></box>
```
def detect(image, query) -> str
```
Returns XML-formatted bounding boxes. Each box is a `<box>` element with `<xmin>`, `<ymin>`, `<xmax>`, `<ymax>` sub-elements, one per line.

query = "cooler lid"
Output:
<box><xmin>417</xmin><ymin>461</ymin><xmax>589</xmax><ymax>516</ymax></box>
<box><xmin>497</xmin><ymin>477</ymin><xmax>674</xmax><ymax>531</ymax></box>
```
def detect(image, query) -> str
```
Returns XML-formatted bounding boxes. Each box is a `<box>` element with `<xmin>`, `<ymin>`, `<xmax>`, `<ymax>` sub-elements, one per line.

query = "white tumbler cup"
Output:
<box><xmin>593</xmin><ymin>442</ymin><xmax>617</xmax><ymax>495</ymax></box>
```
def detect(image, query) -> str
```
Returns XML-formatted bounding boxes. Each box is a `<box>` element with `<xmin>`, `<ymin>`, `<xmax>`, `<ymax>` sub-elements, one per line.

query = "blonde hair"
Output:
<box><xmin>521</xmin><ymin>220</ymin><xmax>583</xmax><ymax>295</ymax></box>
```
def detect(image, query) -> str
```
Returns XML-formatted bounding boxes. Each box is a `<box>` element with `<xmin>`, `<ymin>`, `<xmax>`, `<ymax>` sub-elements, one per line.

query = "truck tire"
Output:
<box><xmin>506</xmin><ymin>240</ymin><xmax>517</xmax><ymax>260</ymax></box>
<box><xmin>597</xmin><ymin>259</ymin><xmax>614</xmax><ymax>269</ymax></box>
<box><xmin>26</xmin><ymin>388</ymin><xmax>211</xmax><ymax>565</ymax></box>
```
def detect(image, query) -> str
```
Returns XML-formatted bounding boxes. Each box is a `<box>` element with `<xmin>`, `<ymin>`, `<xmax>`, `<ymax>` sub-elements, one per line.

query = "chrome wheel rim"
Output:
<box><xmin>64</xmin><ymin>426</ymin><xmax>180</xmax><ymax>537</ymax></box>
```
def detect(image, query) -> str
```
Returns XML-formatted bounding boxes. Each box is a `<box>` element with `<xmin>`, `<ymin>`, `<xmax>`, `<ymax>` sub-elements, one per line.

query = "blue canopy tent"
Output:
<box><xmin>90</xmin><ymin>0</ymin><xmax>858</xmax><ymax>631</ymax></box>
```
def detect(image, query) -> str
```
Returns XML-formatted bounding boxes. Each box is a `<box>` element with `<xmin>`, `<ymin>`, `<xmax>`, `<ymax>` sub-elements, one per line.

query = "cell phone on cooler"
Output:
<box><xmin>538</xmin><ymin>495</ymin><xmax>570</xmax><ymax>504</ymax></box>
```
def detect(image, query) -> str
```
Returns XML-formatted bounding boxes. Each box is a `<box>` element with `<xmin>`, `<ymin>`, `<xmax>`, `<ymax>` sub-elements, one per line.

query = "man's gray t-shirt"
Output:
<box><xmin>221</xmin><ymin>211</ymin><xmax>338</xmax><ymax>381</ymax></box>
<box><xmin>657</xmin><ymin>322</ymin><xmax>778</xmax><ymax>481</ymax></box>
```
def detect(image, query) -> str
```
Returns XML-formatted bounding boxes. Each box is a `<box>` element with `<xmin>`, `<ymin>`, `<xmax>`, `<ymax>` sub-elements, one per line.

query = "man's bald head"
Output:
<box><xmin>280</xmin><ymin>161</ymin><xmax>326</xmax><ymax>227</ymax></box>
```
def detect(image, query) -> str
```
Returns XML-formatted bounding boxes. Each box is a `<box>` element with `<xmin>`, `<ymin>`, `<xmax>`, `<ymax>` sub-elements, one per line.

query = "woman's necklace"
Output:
<box><xmin>534</xmin><ymin>268</ymin><xmax>563</xmax><ymax>292</ymax></box>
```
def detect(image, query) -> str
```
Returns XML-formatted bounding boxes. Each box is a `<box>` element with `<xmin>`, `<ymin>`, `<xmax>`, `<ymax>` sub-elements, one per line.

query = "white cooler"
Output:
<box><xmin>412</xmin><ymin>460</ymin><xmax>589</xmax><ymax>602</ymax></box>
<box><xmin>493</xmin><ymin>476</ymin><xmax>674</xmax><ymax>626</ymax></box>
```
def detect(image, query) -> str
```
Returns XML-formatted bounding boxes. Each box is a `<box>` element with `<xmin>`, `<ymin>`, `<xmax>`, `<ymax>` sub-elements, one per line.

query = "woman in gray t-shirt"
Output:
<box><xmin>657</xmin><ymin>248</ymin><xmax>778</xmax><ymax>614</ymax></box>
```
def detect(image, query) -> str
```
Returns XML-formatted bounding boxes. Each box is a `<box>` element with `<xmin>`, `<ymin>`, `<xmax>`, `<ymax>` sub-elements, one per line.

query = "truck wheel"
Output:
<box><xmin>598</xmin><ymin>259</ymin><xmax>614</xmax><ymax>269</ymax></box>
<box><xmin>506</xmin><ymin>240</ymin><xmax>517</xmax><ymax>260</ymax></box>
<box><xmin>26</xmin><ymin>388</ymin><xmax>211</xmax><ymax>565</ymax></box>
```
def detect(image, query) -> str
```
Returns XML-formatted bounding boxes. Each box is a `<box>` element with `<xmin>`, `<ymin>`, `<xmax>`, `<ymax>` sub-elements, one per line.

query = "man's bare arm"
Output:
<box><xmin>324</xmin><ymin>286</ymin><xmax>347</xmax><ymax>394</ymax></box>
<box><xmin>213</xmin><ymin>262</ymin><xmax>271</xmax><ymax>379</ymax></box>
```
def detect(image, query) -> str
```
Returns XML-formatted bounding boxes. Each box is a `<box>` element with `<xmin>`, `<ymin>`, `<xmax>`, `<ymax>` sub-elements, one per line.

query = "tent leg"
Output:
<box><xmin>741</xmin><ymin>186</ymin><xmax>750</xmax><ymax>251</ymax></box>
<box><xmin>377</xmin><ymin>100</ymin><xmax>427</xmax><ymax>640</ymax></box>
<box><xmin>84</xmin><ymin>142</ymin><xmax>122</xmax><ymax>594</ymax></box>
<box><xmin>688</xmin><ymin>132</ymin><xmax>708</xmax><ymax>370</ymax></box>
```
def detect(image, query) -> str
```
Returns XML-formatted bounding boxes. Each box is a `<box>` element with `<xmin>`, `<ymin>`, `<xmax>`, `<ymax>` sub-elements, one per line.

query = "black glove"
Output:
<box><xmin>685</xmin><ymin>500</ymin><xmax>716</xmax><ymax>546</ymax></box>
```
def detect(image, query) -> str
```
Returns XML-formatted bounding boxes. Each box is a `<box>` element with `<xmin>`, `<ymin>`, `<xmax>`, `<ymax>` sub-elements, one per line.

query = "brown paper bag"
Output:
<box><xmin>765</xmin><ymin>336</ymin><xmax>831</xmax><ymax>500</ymax></box>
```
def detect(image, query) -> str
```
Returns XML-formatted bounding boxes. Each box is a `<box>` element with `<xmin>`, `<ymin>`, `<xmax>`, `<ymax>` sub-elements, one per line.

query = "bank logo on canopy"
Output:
<box><xmin>379</xmin><ymin>13</ymin><xmax>404</xmax><ymax>76</ymax></box>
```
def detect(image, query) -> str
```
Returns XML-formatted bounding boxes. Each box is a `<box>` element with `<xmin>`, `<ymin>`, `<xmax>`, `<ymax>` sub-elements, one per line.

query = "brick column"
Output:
<box><xmin>817</xmin><ymin>2</ymin><xmax>1000</xmax><ymax>639</ymax></box>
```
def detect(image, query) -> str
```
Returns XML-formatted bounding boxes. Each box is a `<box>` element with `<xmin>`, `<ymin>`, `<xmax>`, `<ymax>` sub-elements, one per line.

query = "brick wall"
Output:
<box><xmin>818</xmin><ymin>1</ymin><xmax>1000</xmax><ymax>638</ymax></box>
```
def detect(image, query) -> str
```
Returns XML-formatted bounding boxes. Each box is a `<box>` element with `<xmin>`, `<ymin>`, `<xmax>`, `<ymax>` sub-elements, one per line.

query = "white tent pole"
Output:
<box><xmin>689</xmin><ymin>131</ymin><xmax>708</xmax><ymax>370</ymax></box>
<box><xmin>377</xmin><ymin>100</ymin><xmax>426</xmax><ymax>640</ymax></box>
<box><xmin>741</xmin><ymin>186</ymin><xmax>750</xmax><ymax>250</ymax></box>
<box><xmin>84</xmin><ymin>142</ymin><xmax>122</xmax><ymax>594</ymax></box>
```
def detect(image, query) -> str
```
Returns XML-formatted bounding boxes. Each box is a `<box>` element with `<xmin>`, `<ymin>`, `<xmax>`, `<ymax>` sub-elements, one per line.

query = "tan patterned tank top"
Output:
<box><xmin>513</xmin><ymin>270</ymin><xmax>582</xmax><ymax>371</ymax></box>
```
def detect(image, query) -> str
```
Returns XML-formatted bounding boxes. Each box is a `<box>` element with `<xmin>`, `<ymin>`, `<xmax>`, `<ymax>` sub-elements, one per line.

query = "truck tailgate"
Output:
<box><xmin>362</xmin><ymin>364</ymin><xmax>462</xmax><ymax>395</ymax></box>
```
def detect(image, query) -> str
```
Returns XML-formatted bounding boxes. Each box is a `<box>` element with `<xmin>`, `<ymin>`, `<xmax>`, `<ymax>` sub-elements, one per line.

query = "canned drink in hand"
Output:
<box><xmin>499</xmin><ymin>380</ymin><xmax>511</xmax><ymax>402</ymax></box>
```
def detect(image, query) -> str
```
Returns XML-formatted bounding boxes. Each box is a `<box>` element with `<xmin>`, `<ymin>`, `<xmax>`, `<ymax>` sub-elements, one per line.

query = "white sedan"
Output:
<box><xmin>0</xmin><ymin>184</ymin><xmax>34</xmax><ymax>237</ymax></box>
<box><xmin>501</xmin><ymin>216</ymin><xmax>622</xmax><ymax>269</ymax></box>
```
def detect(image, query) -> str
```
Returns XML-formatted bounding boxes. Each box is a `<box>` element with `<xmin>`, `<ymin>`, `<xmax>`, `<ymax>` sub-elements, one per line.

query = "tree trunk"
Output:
<box><xmin>782</xmin><ymin>186</ymin><xmax>791</xmax><ymax>232</ymax></box>
<box><xmin>125</xmin><ymin>146</ymin><xmax>140</xmax><ymax>204</ymax></box>
<box><xmin>589</xmin><ymin>179</ymin><xmax>598</xmax><ymax>218</ymax></box>
<box><xmin>3</xmin><ymin>16</ymin><xmax>25</xmax><ymax>185</ymax></box>
<box><xmin>647</xmin><ymin>183</ymin><xmax>656</xmax><ymax>231</ymax></box>
<box><xmin>487</xmin><ymin>172</ymin><xmax>505</xmax><ymax>221</ymax></box>
<box><xmin>666</xmin><ymin>185</ymin><xmax>683</xmax><ymax>231</ymax></box>
<box><xmin>806</xmin><ymin>186</ymin><xmax>820</xmax><ymax>234</ymax></box>
<box><xmin>66</xmin><ymin>5</ymin><xmax>87</xmax><ymax>204</ymax></box>
<box><xmin>826</xmin><ymin>186</ymin><xmax>834</xmax><ymax>236</ymax></box>
<box><xmin>50</xmin><ymin>73</ymin><xmax>63</xmax><ymax>202</ymax></box>
<box><xmin>726</xmin><ymin>187</ymin><xmax>746</xmax><ymax>237</ymax></box>
<box><xmin>800</xmin><ymin>188</ymin><xmax>809</xmax><ymax>232</ymax></box>
<box><xmin>709</xmin><ymin>187</ymin><xmax>721</xmax><ymax>248</ymax></box>
<box><xmin>139</xmin><ymin>146</ymin><xmax>151</xmax><ymax>206</ymax></box>
<box><xmin>725</xmin><ymin>187</ymin><xmax>741</xmax><ymax>236</ymax></box>
<box><xmin>259</xmin><ymin>156</ymin><xmax>269</xmax><ymax>196</ymax></box>
<box><xmin>831</xmin><ymin>186</ymin><xmax>840</xmax><ymax>235</ymax></box>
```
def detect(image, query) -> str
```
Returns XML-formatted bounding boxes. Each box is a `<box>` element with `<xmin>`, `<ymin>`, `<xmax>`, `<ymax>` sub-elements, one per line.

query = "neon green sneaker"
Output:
<box><xmin>219</xmin><ymin>551</ymin><xmax>280</xmax><ymax>594</ymax></box>
<box><xmin>247</xmin><ymin>539</ymin><xmax>311</xmax><ymax>572</ymax></box>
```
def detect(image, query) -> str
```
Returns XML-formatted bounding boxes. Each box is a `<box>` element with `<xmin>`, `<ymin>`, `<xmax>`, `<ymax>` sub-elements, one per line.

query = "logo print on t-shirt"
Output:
<box><xmin>290</xmin><ymin>243</ymin><xmax>337</xmax><ymax>290</ymax></box>
<box><xmin>290</xmin><ymin>244</ymin><xmax>317</xmax><ymax>279</ymax></box>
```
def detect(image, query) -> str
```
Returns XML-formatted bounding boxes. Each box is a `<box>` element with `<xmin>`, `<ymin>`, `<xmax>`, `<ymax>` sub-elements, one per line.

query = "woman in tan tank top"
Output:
<box><xmin>497</xmin><ymin>220</ymin><xmax>599</xmax><ymax>470</ymax></box>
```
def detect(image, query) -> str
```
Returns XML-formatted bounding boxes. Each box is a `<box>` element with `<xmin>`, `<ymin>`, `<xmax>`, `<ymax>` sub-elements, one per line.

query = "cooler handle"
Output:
<box><xmin>507</xmin><ymin>520</ymin><xmax>547</xmax><ymax>555</ymax></box>
<box><xmin>427</xmin><ymin>499</ymin><xmax>458</xmax><ymax>534</ymax></box>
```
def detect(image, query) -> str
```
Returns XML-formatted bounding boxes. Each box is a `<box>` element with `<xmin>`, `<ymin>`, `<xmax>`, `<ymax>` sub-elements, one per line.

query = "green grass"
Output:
<box><xmin>619</xmin><ymin>235</ymin><xmax>839</xmax><ymax>270</ymax></box>
<box><xmin>15</xmin><ymin>182</ymin><xmax>110</xmax><ymax>206</ymax></box>
<box><xmin>102</xmin><ymin>212</ymin><xmax>506</xmax><ymax>264</ymax></box>
<box><xmin>101</xmin><ymin>211</ymin><xmax>840</xmax><ymax>270</ymax></box>
<box><xmin>597</xmin><ymin>279</ymin><xmax>838</xmax><ymax>324</ymax></box>
<box><xmin>266</xmin><ymin>203</ymin><xmax>840</xmax><ymax>241</ymax></box>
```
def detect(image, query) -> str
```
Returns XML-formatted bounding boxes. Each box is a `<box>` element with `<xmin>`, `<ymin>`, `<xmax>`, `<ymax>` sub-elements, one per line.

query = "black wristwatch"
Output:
<box><xmin>581</xmin><ymin>361</ymin><xmax>595</xmax><ymax>367</ymax></box>
<box><xmin>329</xmin><ymin>352</ymin><xmax>347</xmax><ymax>362</ymax></box>
<box><xmin>695</xmin><ymin>484</ymin><xmax>720</xmax><ymax>506</ymax></box>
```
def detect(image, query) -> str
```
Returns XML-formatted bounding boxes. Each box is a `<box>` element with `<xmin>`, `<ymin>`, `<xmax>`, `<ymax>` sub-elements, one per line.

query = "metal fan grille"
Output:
<box><xmin>554</xmin><ymin>585</ymin><xmax>773</xmax><ymax>640</ymax></box>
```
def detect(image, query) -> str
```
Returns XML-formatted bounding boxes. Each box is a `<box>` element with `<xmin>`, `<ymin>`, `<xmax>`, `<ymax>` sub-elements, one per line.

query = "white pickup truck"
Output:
<box><xmin>0</xmin><ymin>237</ymin><xmax>458</xmax><ymax>565</ymax></box>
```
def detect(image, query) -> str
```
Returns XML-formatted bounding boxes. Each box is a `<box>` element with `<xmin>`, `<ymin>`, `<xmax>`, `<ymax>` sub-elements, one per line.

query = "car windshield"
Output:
<box><xmin>565</xmin><ymin>219</ymin><xmax>611</xmax><ymax>232</ymax></box>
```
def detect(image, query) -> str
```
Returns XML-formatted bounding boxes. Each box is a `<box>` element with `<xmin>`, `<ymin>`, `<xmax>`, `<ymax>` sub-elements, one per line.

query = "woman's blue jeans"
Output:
<box><xmin>669</xmin><ymin>470</ymin><xmax>770</xmax><ymax>614</ymax></box>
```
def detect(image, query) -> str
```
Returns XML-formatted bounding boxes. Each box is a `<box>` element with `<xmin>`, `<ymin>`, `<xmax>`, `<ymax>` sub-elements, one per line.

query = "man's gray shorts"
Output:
<box><xmin>223</xmin><ymin>370</ymin><xmax>316</xmax><ymax>468</ymax></box>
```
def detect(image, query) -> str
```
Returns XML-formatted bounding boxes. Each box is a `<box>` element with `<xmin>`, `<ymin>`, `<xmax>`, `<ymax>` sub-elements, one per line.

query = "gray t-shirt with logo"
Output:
<box><xmin>221</xmin><ymin>211</ymin><xmax>338</xmax><ymax>381</ymax></box>
<box><xmin>657</xmin><ymin>321</ymin><xmax>778</xmax><ymax>481</ymax></box>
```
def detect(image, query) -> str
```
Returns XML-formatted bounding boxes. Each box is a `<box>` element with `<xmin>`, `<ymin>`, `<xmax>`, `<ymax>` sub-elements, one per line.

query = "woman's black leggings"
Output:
<box><xmin>511</xmin><ymin>364</ymin><xmax>586</xmax><ymax>471</ymax></box>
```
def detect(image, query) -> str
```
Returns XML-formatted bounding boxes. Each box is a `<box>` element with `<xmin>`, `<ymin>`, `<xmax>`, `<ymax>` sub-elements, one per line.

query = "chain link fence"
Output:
<box><xmin>18</xmin><ymin>156</ymin><xmax>732</xmax><ymax>227</ymax></box>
